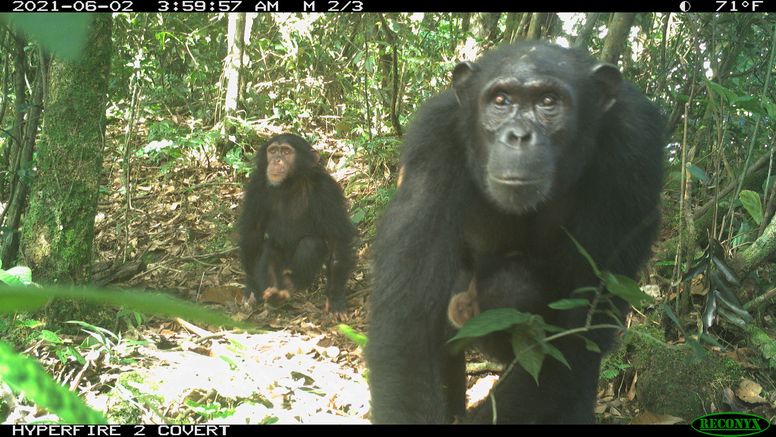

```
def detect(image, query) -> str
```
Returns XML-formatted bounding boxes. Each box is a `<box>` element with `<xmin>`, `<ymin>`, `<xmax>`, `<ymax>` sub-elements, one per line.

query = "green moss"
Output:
<box><xmin>601</xmin><ymin>318</ymin><xmax>744</xmax><ymax>420</ymax></box>
<box><xmin>633</xmin><ymin>341</ymin><xmax>743</xmax><ymax>419</ymax></box>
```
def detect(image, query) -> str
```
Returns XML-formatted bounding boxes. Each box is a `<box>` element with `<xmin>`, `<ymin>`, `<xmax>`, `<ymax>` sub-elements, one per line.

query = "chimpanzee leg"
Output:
<box><xmin>289</xmin><ymin>236</ymin><xmax>328</xmax><ymax>290</ymax></box>
<box><xmin>241</xmin><ymin>238</ymin><xmax>263</xmax><ymax>300</ymax></box>
<box><xmin>467</xmin><ymin>337</ymin><xmax>602</xmax><ymax>424</ymax></box>
<box><xmin>442</xmin><ymin>351</ymin><xmax>467</xmax><ymax>420</ymax></box>
<box><xmin>324</xmin><ymin>240</ymin><xmax>355</xmax><ymax>313</ymax></box>
<box><xmin>255</xmin><ymin>246</ymin><xmax>278</xmax><ymax>293</ymax></box>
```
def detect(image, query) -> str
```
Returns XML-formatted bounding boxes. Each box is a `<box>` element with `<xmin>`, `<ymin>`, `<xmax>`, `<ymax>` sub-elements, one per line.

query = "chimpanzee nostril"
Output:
<box><xmin>501</xmin><ymin>125</ymin><xmax>532</xmax><ymax>147</ymax></box>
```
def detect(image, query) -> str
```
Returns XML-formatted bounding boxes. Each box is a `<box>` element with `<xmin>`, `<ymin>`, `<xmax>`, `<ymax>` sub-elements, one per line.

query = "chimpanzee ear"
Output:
<box><xmin>311</xmin><ymin>149</ymin><xmax>321</xmax><ymax>165</ymax></box>
<box><xmin>453</xmin><ymin>61</ymin><xmax>479</xmax><ymax>105</ymax></box>
<box><xmin>591</xmin><ymin>63</ymin><xmax>622</xmax><ymax>112</ymax></box>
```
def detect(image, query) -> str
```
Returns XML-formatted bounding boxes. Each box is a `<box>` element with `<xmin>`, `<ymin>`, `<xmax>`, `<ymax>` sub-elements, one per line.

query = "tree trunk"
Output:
<box><xmin>2</xmin><ymin>35</ymin><xmax>27</xmax><ymax>204</ymax></box>
<box><xmin>0</xmin><ymin>47</ymin><xmax>46</xmax><ymax>268</ymax></box>
<box><xmin>574</xmin><ymin>13</ymin><xmax>600</xmax><ymax>48</ymax></box>
<box><xmin>460</xmin><ymin>13</ymin><xmax>471</xmax><ymax>36</ymax></box>
<box><xmin>526</xmin><ymin>13</ymin><xmax>550</xmax><ymax>40</ymax></box>
<box><xmin>240</xmin><ymin>13</ymin><xmax>256</xmax><ymax>100</ymax></box>
<box><xmin>21</xmin><ymin>15</ymin><xmax>112</xmax><ymax>284</ymax></box>
<box><xmin>503</xmin><ymin>13</ymin><xmax>522</xmax><ymax>43</ymax></box>
<box><xmin>601</xmin><ymin>13</ymin><xmax>635</xmax><ymax>64</ymax></box>
<box><xmin>224</xmin><ymin>13</ymin><xmax>245</xmax><ymax>125</ymax></box>
<box><xmin>376</xmin><ymin>15</ymin><xmax>402</xmax><ymax>137</ymax></box>
<box><xmin>475</xmin><ymin>13</ymin><xmax>501</xmax><ymax>47</ymax></box>
<box><xmin>732</xmin><ymin>212</ymin><xmax>776</xmax><ymax>278</ymax></box>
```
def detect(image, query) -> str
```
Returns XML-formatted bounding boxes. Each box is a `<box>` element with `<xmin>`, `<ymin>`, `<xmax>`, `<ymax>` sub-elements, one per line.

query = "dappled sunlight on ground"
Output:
<box><xmin>86</xmin><ymin>329</ymin><xmax>370</xmax><ymax>424</ymax></box>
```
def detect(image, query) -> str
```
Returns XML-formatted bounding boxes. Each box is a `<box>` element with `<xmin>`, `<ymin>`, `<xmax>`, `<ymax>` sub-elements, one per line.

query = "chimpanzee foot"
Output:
<box><xmin>325</xmin><ymin>296</ymin><xmax>348</xmax><ymax>321</ymax></box>
<box><xmin>262</xmin><ymin>287</ymin><xmax>290</xmax><ymax>306</ymax></box>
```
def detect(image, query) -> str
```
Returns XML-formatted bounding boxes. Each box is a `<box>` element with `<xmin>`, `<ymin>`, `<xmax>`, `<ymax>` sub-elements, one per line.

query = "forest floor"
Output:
<box><xmin>79</xmin><ymin>134</ymin><xmax>375</xmax><ymax>423</ymax></box>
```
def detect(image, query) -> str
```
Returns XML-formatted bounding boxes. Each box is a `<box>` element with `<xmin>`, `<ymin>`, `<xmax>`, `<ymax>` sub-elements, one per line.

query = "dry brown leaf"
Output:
<box><xmin>690</xmin><ymin>276</ymin><xmax>708</xmax><ymax>296</ymax></box>
<box><xmin>736</xmin><ymin>378</ymin><xmax>767</xmax><ymax>404</ymax></box>
<box><xmin>631</xmin><ymin>410</ymin><xmax>684</xmax><ymax>424</ymax></box>
<box><xmin>722</xmin><ymin>348</ymin><xmax>758</xmax><ymax>369</ymax></box>
<box><xmin>627</xmin><ymin>370</ymin><xmax>638</xmax><ymax>401</ymax></box>
<box><xmin>198</xmin><ymin>286</ymin><xmax>243</xmax><ymax>304</ymax></box>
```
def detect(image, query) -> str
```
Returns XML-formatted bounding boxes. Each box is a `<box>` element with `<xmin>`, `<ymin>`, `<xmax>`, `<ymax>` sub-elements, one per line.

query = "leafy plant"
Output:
<box><xmin>447</xmin><ymin>231</ymin><xmax>654</xmax><ymax>383</ymax></box>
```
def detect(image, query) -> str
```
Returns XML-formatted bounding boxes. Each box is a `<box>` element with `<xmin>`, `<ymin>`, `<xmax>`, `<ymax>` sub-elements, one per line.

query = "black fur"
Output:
<box><xmin>238</xmin><ymin>133</ymin><xmax>356</xmax><ymax>312</ymax></box>
<box><xmin>367</xmin><ymin>41</ymin><xmax>664</xmax><ymax>423</ymax></box>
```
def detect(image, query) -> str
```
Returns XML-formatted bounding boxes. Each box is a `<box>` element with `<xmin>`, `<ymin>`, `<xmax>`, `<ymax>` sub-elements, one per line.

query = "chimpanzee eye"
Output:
<box><xmin>538</xmin><ymin>93</ymin><xmax>559</xmax><ymax>109</ymax></box>
<box><xmin>493</xmin><ymin>93</ymin><xmax>512</xmax><ymax>106</ymax></box>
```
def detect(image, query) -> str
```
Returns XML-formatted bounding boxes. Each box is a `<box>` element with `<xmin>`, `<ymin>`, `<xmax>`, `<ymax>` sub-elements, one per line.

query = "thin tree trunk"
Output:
<box><xmin>1</xmin><ymin>48</ymin><xmax>47</xmax><ymax>268</ymax></box>
<box><xmin>574</xmin><ymin>13</ymin><xmax>600</xmax><ymax>48</ymax></box>
<box><xmin>224</xmin><ymin>13</ymin><xmax>245</xmax><ymax>128</ymax></box>
<box><xmin>601</xmin><ymin>13</ymin><xmax>635</xmax><ymax>64</ymax></box>
<box><xmin>526</xmin><ymin>13</ymin><xmax>549</xmax><ymax>40</ymax></box>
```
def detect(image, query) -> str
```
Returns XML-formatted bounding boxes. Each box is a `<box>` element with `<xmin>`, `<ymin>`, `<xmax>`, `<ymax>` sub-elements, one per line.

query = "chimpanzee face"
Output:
<box><xmin>266</xmin><ymin>142</ymin><xmax>296</xmax><ymax>186</ymax></box>
<box><xmin>453</xmin><ymin>44</ymin><xmax>622</xmax><ymax>214</ymax></box>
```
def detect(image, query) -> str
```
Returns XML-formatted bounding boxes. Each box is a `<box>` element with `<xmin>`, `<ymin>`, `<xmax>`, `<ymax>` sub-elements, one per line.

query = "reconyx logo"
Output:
<box><xmin>692</xmin><ymin>413</ymin><xmax>771</xmax><ymax>437</ymax></box>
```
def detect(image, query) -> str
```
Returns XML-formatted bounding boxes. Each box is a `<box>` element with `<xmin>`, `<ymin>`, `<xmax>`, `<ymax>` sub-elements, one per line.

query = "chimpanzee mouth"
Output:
<box><xmin>490</xmin><ymin>176</ymin><xmax>543</xmax><ymax>187</ymax></box>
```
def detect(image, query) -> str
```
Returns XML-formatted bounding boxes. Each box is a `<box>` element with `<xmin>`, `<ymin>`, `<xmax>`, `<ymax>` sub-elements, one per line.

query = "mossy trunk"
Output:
<box><xmin>21</xmin><ymin>15</ymin><xmax>112</xmax><ymax>284</ymax></box>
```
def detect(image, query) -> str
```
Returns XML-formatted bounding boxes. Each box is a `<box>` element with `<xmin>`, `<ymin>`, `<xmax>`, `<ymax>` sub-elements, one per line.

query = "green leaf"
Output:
<box><xmin>739</xmin><ymin>190</ymin><xmax>763</xmax><ymax>225</ymax></box>
<box><xmin>707</xmin><ymin>81</ymin><xmax>738</xmax><ymax>103</ymax></box>
<box><xmin>0</xmin><ymin>341</ymin><xmax>107</xmax><ymax>423</ymax></box>
<box><xmin>564</xmin><ymin>230</ymin><xmax>600</xmax><ymax>277</ymax></box>
<box><xmin>541</xmin><ymin>342</ymin><xmax>571</xmax><ymax>370</ymax></box>
<box><xmin>38</xmin><ymin>330</ymin><xmax>63</xmax><ymax>345</ymax></box>
<box><xmin>732</xmin><ymin>220</ymin><xmax>754</xmax><ymax>248</ymax></box>
<box><xmin>661</xmin><ymin>303</ymin><xmax>687</xmax><ymax>337</ymax></box>
<box><xmin>65</xmin><ymin>346</ymin><xmax>86</xmax><ymax>365</ymax></box>
<box><xmin>698</xmin><ymin>332</ymin><xmax>723</xmax><ymax>348</ymax></box>
<box><xmin>582</xmin><ymin>337</ymin><xmax>601</xmax><ymax>353</ymax></box>
<box><xmin>0</xmin><ymin>286</ymin><xmax>250</xmax><ymax>330</ymax></box>
<box><xmin>603</xmin><ymin>272</ymin><xmax>653</xmax><ymax>307</ymax></box>
<box><xmin>675</xmin><ymin>94</ymin><xmax>690</xmax><ymax>103</ymax></box>
<box><xmin>6</xmin><ymin>266</ymin><xmax>33</xmax><ymax>285</ymax></box>
<box><xmin>337</xmin><ymin>324</ymin><xmax>368</xmax><ymax>348</ymax></box>
<box><xmin>20</xmin><ymin>319</ymin><xmax>44</xmax><ymax>329</ymax></box>
<box><xmin>765</xmin><ymin>102</ymin><xmax>776</xmax><ymax>119</ymax></box>
<box><xmin>732</xmin><ymin>95</ymin><xmax>764</xmax><ymax>114</ymax></box>
<box><xmin>510</xmin><ymin>331</ymin><xmax>544</xmax><ymax>384</ymax></box>
<box><xmin>448</xmin><ymin>308</ymin><xmax>532</xmax><ymax>344</ymax></box>
<box><xmin>3</xmin><ymin>14</ymin><xmax>93</xmax><ymax>60</ymax></box>
<box><xmin>686</xmin><ymin>164</ymin><xmax>710</xmax><ymax>185</ymax></box>
<box><xmin>0</xmin><ymin>287</ymin><xmax>49</xmax><ymax>312</ymax></box>
<box><xmin>447</xmin><ymin>309</ymin><xmax>536</xmax><ymax>355</ymax></box>
<box><xmin>710</xmin><ymin>256</ymin><xmax>741</xmax><ymax>286</ymax></box>
<box><xmin>541</xmin><ymin>323</ymin><xmax>566</xmax><ymax>334</ymax></box>
<box><xmin>548</xmin><ymin>298</ymin><xmax>590</xmax><ymax>310</ymax></box>
<box><xmin>351</xmin><ymin>209</ymin><xmax>366</xmax><ymax>225</ymax></box>
<box><xmin>0</xmin><ymin>270</ymin><xmax>24</xmax><ymax>286</ymax></box>
<box><xmin>571</xmin><ymin>287</ymin><xmax>598</xmax><ymax>295</ymax></box>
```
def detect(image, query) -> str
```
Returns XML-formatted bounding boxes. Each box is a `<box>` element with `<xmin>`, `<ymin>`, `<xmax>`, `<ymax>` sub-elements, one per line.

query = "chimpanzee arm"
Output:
<box><xmin>308</xmin><ymin>173</ymin><xmax>357</xmax><ymax>311</ymax></box>
<box><xmin>238</xmin><ymin>172</ymin><xmax>268</xmax><ymax>295</ymax></box>
<box><xmin>367</xmin><ymin>92</ymin><xmax>470</xmax><ymax>423</ymax></box>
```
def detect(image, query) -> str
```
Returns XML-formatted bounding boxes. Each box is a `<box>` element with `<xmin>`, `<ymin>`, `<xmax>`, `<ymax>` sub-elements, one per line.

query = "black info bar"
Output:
<box><xmin>5</xmin><ymin>0</ymin><xmax>776</xmax><ymax>13</ymax></box>
<box><xmin>10</xmin><ymin>425</ymin><xmax>231</xmax><ymax>437</ymax></box>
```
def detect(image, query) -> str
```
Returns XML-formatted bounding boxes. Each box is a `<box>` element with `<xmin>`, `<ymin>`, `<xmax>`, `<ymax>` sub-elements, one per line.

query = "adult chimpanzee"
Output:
<box><xmin>238</xmin><ymin>133</ymin><xmax>356</xmax><ymax>315</ymax></box>
<box><xmin>367</xmin><ymin>41</ymin><xmax>665</xmax><ymax>423</ymax></box>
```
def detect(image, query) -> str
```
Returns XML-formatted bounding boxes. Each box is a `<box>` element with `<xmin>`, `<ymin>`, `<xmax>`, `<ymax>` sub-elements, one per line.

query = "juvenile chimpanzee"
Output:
<box><xmin>238</xmin><ymin>133</ymin><xmax>356</xmax><ymax>315</ymax></box>
<box><xmin>367</xmin><ymin>41</ymin><xmax>665</xmax><ymax>423</ymax></box>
